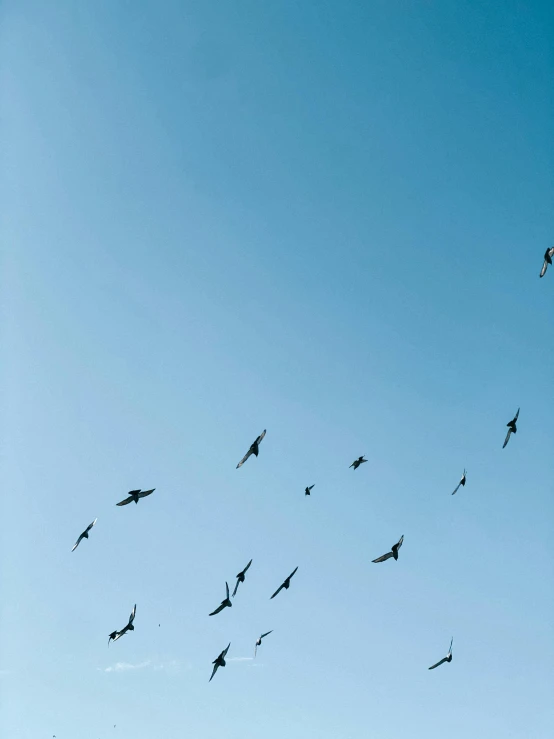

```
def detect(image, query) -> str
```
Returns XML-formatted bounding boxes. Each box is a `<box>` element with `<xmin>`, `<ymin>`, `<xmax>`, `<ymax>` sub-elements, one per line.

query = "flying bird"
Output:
<box><xmin>451</xmin><ymin>470</ymin><xmax>467</xmax><ymax>495</ymax></box>
<box><xmin>350</xmin><ymin>456</ymin><xmax>367</xmax><ymax>470</ymax></box>
<box><xmin>71</xmin><ymin>517</ymin><xmax>97</xmax><ymax>551</ymax></box>
<box><xmin>502</xmin><ymin>408</ymin><xmax>520</xmax><ymax>448</ymax></box>
<box><xmin>209</xmin><ymin>642</ymin><xmax>231</xmax><ymax>682</ymax></box>
<box><xmin>232</xmin><ymin>559</ymin><xmax>252</xmax><ymax>597</ymax></box>
<box><xmin>108</xmin><ymin>604</ymin><xmax>136</xmax><ymax>645</ymax></box>
<box><xmin>254</xmin><ymin>630</ymin><xmax>273</xmax><ymax>657</ymax></box>
<box><xmin>236</xmin><ymin>430</ymin><xmax>266</xmax><ymax>468</ymax></box>
<box><xmin>116</xmin><ymin>489</ymin><xmax>155</xmax><ymax>506</ymax></box>
<box><xmin>372</xmin><ymin>535</ymin><xmax>404</xmax><ymax>563</ymax></box>
<box><xmin>428</xmin><ymin>638</ymin><xmax>453</xmax><ymax>670</ymax></box>
<box><xmin>270</xmin><ymin>567</ymin><xmax>298</xmax><ymax>599</ymax></box>
<box><xmin>539</xmin><ymin>247</ymin><xmax>554</xmax><ymax>278</ymax></box>
<box><xmin>209</xmin><ymin>582</ymin><xmax>233</xmax><ymax>615</ymax></box>
<box><xmin>305</xmin><ymin>485</ymin><xmax>314</xmax><ymax>496</ymax></box>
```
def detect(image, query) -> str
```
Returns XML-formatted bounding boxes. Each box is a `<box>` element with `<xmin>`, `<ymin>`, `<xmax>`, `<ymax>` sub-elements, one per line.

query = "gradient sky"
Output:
<box><xmin>2</xmin><ymin>2</ymin><xmax>553</xmax><ymax>738</ymax></box>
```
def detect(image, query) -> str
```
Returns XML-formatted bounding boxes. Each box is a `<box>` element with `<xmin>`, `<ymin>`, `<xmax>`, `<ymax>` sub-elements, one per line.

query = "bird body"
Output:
<box><xmin>236</xmin><ymin>430</ymin><xmax>266</xmax><ymax>468</ymax></box>
<box><xmin>428</xmin><ymin>638</ymin><xmax>453</xmax><ymax>670</ymax></box>
<box><xmin>452</xmin><ymin>470</ymin><xmax>467</xmax><ymax>495</ymax></box>
<box><xmin>108</xmin><ymin>604</ymin><xmax>136</xmax><ymax>645</ymax></box>
<box><xmin>254</xmin><ymin>630</ymin><xmax>273</xmax><ymax>657</ymax></box>
<box><xmin>270</xmin><ymin>567</ymin><xmax>298</xmax><ymax>599</ymax></box>
<box><xmin>232</xmin><ymin>559</ymin><xmax>252</xmax><ymax>597</ymax></box>
<box><xmin>71</xmin><ymin>518</ymin><xmax>97</xmax><ymax>551</ymax></box>
<box><xmin>209</xmin><ymin>643</ymin><xmax>231</xmax><ymax>681</ymax></box>
<box><xmin>350</xmin><ymin>456</ymin><xmax>367</xmax><ymax>470</ymax></box>
<box><xmin>502</xmin><ymin>408</ymin><xmax>520</xmax><ymax>448</ymax></box>
<box><xmin>116</xmin><ymin>489</ymin><xmax>155</xmax><ymax>506</ymax></box>
<box><xmin>540</xmin><ymin>247</ymin><xmax>554</xmax><ymax>277</ymax></box>
<box><xmin>305</xmin><ymin>485</ymin><xmax>314</xmax><ymax>496</ymax></box>
<box><xmin>209</xmin><ymin>582</ymin><xmax>233</xmax><ymax>615</ymax></box>
<box><xmin>372</xmin><ymin>535</ymin><xmax>404</xmax><ymax>563</ymax></box>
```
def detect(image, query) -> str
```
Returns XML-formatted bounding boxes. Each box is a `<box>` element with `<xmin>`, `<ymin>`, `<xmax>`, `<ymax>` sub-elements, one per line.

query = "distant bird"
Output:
<box><xmin>116</xmin><ymin>489</ymin><xmax>155</xmax><ymax>506</ymax></box>
<box><xmin>232</xmin><ymin>559</ymin><xmax>252</xmax><ymax>597</ymax></box>
<box><xmin>270</xmin><ymin>567</ymin><xmax>298</xmax><ymax>599</ymax></box>
<box><xmin>209</xmin><ymin>582</ymin><xmax>232</xmax><ymax>616</ymax></box>
<box><xmin>428</xmin><ymin>638</ymin><xmax>453</xmax><ymax>670</ymax></box>
<box><xmin>350</xmin><ymin>456</ymin><xmax>367</xmax><ymax>470</ymax></box>
<box><xmin>209</xmin><ymin>642</ymin><xmax>230</xmax><ymax>682</ymax></box>
<box><xmin>254</xmin><ymin>630</ymin><xmax>273</xmax><ymax>657</ymax></box>
<box><xmin>372</xmin><ymin>535</ymin><xmax>404</xmax><ymax>563</ymax></box>
<box><xmin>539</xmin><ymin>247</ymin><xmax>554</xmax><ymax>278</ymax></box>
<box><xmin>71</xmin><ymin>517</ymin><xmax>97</xmax><ymax>551</ymax></box>
<box><xmin>502</xmin><ymin>408</ymin><xmax>520</xmax><ymax>448</ymax></box>
<box><xmin>108</xmin><ymin>604</ymin><xmax>136</xmax><ymax>645</ymax></box>
<box><xmin>305</xmin><ymin>485</ymin><xmax>314</xmax><ymax>496</ymax></box>
<box><xmin>451</xmin><ymin>470</ymin><xmax>467</xmax><ymax>495</ymax></box>
<box><xmin>236</xmin><ymin>430</ymin><xmax>266</xmax><ymax>468</ymax></box>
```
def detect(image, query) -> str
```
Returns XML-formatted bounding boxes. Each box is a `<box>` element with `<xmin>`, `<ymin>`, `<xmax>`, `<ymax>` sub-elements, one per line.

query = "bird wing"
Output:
<box><xmin>372</xmin><ymin>551</ymin><xmax>393</xmax><ymax>563</ymax></box>
<box><xmin>256</xmin><ymin>430</ymin><xmax>266</xmax><ymax>445</ymax></box>
<box><xmin>71</xmin><ymin>533</ymin><xmax>84</xmax><ymax>552</ymax></box>
<box><xmin>209</xmin><ymin>663</ymin><xmax>219</xmax><ymax>681</ymax></box>
<box><xmin>112</xmin><ymin>628</ymin><xmax>126</xmax><ymax>642</ymax></box>
<box><xmin>236</xmin><ymin>448</ymin><xmax>253</xmax><ymax>468</ymax></box>
<box><xmin>540</xmin><ymin>259</ymin><xmax>548</xmax><ymax>277</ymax></box>
<box><xmin>502</xmin><ymin>428</ymin><xmax>512</xmax><ymax>448</ymax></box>
<box><xmin>116</xmin><ymin>497</ymin><xmax>133</xmax><ymax>506</ymax></box>
<box><xmin>85</xmin><ymin>518</ymin><xmax>98</xmax><ymax>533</ymax></box>
<box><xmin>428</xmin><ymin>657</ymin><xmax>448</xmax><ymax>670</ymax></box>
<box><xmin>223</xmin><ymin>642</ymin><xmax>231</xmax><ymax>658</ymax></box>
<box><xmin>138</xmin><ymin>488</ymin><xmax>155</xmax><ymax>498</ymax></box>
<box><xmin>349</xmin><ymin>461</ymin><xmax>356</xmax><ymax>468</ymax></box>
<box><xmin>396</xmin><ymin>535</ymin><xmax>404</xmax><ymax>550</ymax></box>
<box><xmin>128</xmin><ymin>604</ymin><xmax>136</xmax><ymax>624</ymax></box>
<box><xmin>448</xmin><ymin>637</ymin><xmax>453</xmax><ymax>655</ymax></box>
<box><xmin>243</xmin><ymin>559</ymin><xmax>253</xmax><ymax>573</ymax></box>
<box><xmin>261</xmin><ymin>630</ymin><xmax>273</xmax><ymax>639</ymax></box>
<box><xmin>225</xmin><ymin>582</ymin><xmax>230</xmax><ymax>599</ymax></box>
<box><xmin>270</xmin><ymin>583</ymin><xmax>285</xmax><ymax>599</ymax></box>
<box><xmin>232</xmin><ymin>580</ymin><xmax>240</xmax><ymax>597</ymax></box>
<box><xmin>254</xmin><ymin>642</ymin><xmax>258</xmax><ymax>658</ymax></box>
<box><xmin>209</xmin><ymin>604</ymin><xmax>225</xmax><ymax>616</ymax></box>
<box><xmin>514</xmin><ymin>407</ymin><xmax>520</xmax><ymax>422</ymax></box>
<box><xmin>452</xmin><ymin>481</ymin><xmax>461</xmax><ymax>495</ymax></box>
<box><xmin>288</xmin><ymin>566</ymin><xmax>298</xmax><ymax>580</ymax></box>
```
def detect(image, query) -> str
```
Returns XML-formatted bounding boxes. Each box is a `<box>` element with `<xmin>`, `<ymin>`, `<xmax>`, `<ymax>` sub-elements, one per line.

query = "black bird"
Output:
<box><xmin>451</xmin><ymin>470</ymin><xmax>467</xmax><ymax>496</ymax></box>
<box><xmin>232</xmin><ymin>559</ymin><xmax>252</xmax><ymax>597</ymax></box>
<box><xmin>209</xmin><ymin>642</ymin><xmax>230</xmax><ymax>682</ymax></box>
<box><xmin>254</xmin><ymin>630</ymin><xmax>273</xmax><ymax>657</ymax></box>
<box><xmin>270</xmin><ymin>567</ymin><xmax>298</xmax><ymax>599</ymax></box>
<box><xmin>305</xmin><ymin>485</ymin><xmax>314</xmax><ymax>496</ymax></box>
<box><xmin>350</xmin><ymin>455</ymin><xmax>367</xmax><ymax>470</ymax></box>
<box><xmin>372</xmin><ymin>535</ymin><xmax>404</xmax><ymax>563</ymax></box>
<box><xmin>108</xmin><ymin>604</ymin><xmax>136</xmax><ymax>645</ymax></box>
<box><xmin>502</xmin><ymin>408</ymin><xmax>520</xmax><ymax>449</ymax></box>
<box><xmin>428</xmin><ymin>638</ymin><xmax>453</xmax><ymax>670</ymax></box>
<box><xmin>71</xmin><ymin>517</ymin><xmax>97</xmax><ymax>551</ymax></box>
<box><xmin>540</xmin><ymin>247</ymin><xmax>554</xmax><ymax>278</ymax></box>
<box><xmin>116</xmin><ymin>489</ymin><xmax>155</xmax><ymax>506</ymax></box>
<box><xmin>209</xmin><ymin>582</ymin><xmax>232</xmax><ymax>616</ymax></box>
<box><xmin>236</xmin><ymin>430</ymin><xmax>266</xmax><ymax>468</ymax></box>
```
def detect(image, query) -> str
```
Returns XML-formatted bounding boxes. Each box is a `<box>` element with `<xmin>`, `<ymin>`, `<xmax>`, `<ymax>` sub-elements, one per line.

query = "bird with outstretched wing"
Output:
<box><xmin>236</xmin><ymin>430</ymin><xmax>266</xmax><ymax>469</ymax></box>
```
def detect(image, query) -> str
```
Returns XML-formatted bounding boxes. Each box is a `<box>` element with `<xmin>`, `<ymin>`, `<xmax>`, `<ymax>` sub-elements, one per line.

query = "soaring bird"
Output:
<box><xmin>209</xmin><ymin>643</ymin><xmax>231</xmax><ymax>682</ymax></box>
<box><xmin>372</xmin><ymin>535</ymin><xmax>404</xmax><ymax>563</ymax></box>
<box><xmin>428</xmin><ymin>638</ymin><xmax>453</xmax><ymax>670</ymax></box>
<box><xmin>451</xmin><ymin>470</ymin><xmax>467</xmax><ymax>496</ymax></box>
<box><xmin>71</xmin><ymin>518</ymin><xmax>97</xmax><ymax>551</ymax></box>
<box><xmin>270</xmin><ymin>567</ymin><xmax>298</xmax><ymax>599</ymax></box>
<box><xmin>350</xmin><ymin>456</ymin><xmax>367</xmax><ymax>470</ymax></box>
<box><xmin>254</xmin><ymin>630</ymin><xmax>273</xmax><ymax>657</ymax></box>
<box><xmin>236</xmin><ymin>430</ymin><xmax>266</xmax><ymax>469</ymax></box>
<box><xmin>108</xmin><ymin>604</ymin><xmax>136</xmax><ymax>645</ymax></box>
<box><xmin>502</xmin><ymin>408</ymin><xmax>520</xmax><ymax>448</ymax></box>
<box><xmin>540</xmin><ymin>247</ymin><xmax>554</xmax><ymax>278</ymax></box>
<box><xmin>209</xmin><ymin>582</ymin><xmax>232</xmax><ymax>616</ymax></box>
<box><xmin>116</xmin><ymin>489</ymin><xmax>155</xmax><ymax>506</ymax></box>
<box><xmin>305</xmin><ymin>485</ymin><xmax>314</xmax><ymax>496</ymax></box>
<box><xmin>232</xmin><ymin>559</ymin><xmax>252</xmax><ymax>597</ymax></box>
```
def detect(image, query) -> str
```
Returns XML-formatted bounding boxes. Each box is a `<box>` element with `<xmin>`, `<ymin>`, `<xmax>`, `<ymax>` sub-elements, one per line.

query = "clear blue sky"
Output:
<box><xmin>2</xmin><ymin>1</ymin><xmax>553</xmax><ymax>737</ymax></box>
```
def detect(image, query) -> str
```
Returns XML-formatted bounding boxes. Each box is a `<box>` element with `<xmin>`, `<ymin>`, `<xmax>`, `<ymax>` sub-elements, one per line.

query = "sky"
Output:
<box><xmin>1</xmin><ymin>1</ymin><xmax>553</xmax><ymax>737</ymax></box>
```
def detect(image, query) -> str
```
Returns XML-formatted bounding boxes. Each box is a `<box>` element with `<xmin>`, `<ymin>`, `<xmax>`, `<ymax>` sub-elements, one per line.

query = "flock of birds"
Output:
<box><xmin>66</xmin><ymin>247</ymin><xmax>552</xmax><ymax>695</ymax></box>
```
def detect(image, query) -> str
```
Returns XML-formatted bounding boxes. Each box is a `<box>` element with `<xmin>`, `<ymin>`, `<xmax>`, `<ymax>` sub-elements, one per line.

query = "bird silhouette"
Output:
<box><xmin>305</xmin><ymin>485</ymin><xmax>314</xmax><ymax>496</ymax></box>
<box><xmin>428</xmin><ymin>638</ymin><xmax>453</xmax><ymax>670</ymax></box>
<box><xmin>108</xmin><ymin>604</ymin><xmax>136</xmax><ymax>645</ymax></box>
<box><xmin>451</xmin><ymin>470</ymin><xmax>467</xmax><ymax>495</ymax></box>
<box><xmin>236</xmin><ymin>430</ymin><xmax>266</xmax><ymax>468</ymax></box>
<box><xmin>116</xmin><ymin>489</ymin><xmax>155</xmax><ymax>506</ymax></box>
<box><xmin>270</xmin><ymin>567</ymin><xmax>298</xmax><ymax>599</ymax></box>
<box><xmin>254</xmin><ymin>630</ymin><xmax>273</xmax><ymax>657</ymax></box>
<box><xmin>209</xmin><ymin>582</ymin><xmax>232</xmax><ymax>615</ymax></box>
<box><xmin>209</xmin><ymin>643</ymin><xmax>230</xmax><ymax>682</ymax></box>
<box><xmin>232</xmin><ymin>559</ymin><xmax>252</xmax><ymax>597</ymax></box>
<box><xmin>350</xmin><ymin>456</ymin><xmax>367</xmax><ymax>470</ymax></box>
<box><xmin>372</xmin><ymin>535</ymin><xmax>404</xmax><ymax>563</ymax></box>
<box><xmin>539</xmin><ymin>247</ymin><xmax>554</xmax><ymax>278</ymax></box>
<box><xmin>502</xmin><ymin>408</ymin><xmax>520</xmax><ymax>448</ymax></box>
<box><xmin>71</xmin><ymin>518</ymin><xmax>97</xmax><ymax>551</ymax></box>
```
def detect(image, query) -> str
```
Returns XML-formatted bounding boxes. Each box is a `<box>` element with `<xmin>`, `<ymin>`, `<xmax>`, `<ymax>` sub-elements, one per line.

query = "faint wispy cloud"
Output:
<box><xmin>104</xmin><ymin>660</ymin><xmax>151</xmax><ymax>673</ymax></box>
<box><xmin>228</xmin><ymin>656</ymin><xmax>253</xmax><ymax>662</ymax></box>
<box><xmin>101</xmin><ymin>659</ymin><xmax>183</xmax><ymax>674</ymax></box>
